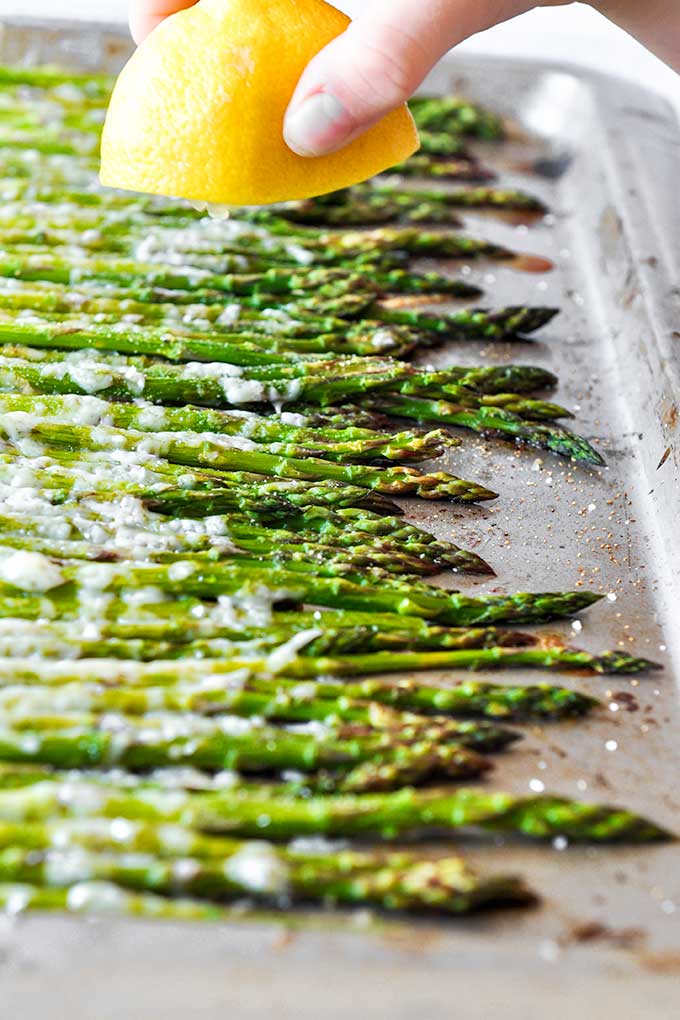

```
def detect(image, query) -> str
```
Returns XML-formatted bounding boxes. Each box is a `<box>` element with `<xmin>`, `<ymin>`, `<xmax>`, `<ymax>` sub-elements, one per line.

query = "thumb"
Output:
<box><xmin>284</xmin><ymin>0</ymin><xmax>526</xmax><ymax>157</ymax></box>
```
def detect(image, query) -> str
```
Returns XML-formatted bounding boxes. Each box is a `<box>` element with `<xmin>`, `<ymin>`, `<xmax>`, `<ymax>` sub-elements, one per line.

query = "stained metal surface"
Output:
<box><xmin>0</xmin><ymin>18</ymin><xmax>679</xmax><ymax>1018</ymax></box>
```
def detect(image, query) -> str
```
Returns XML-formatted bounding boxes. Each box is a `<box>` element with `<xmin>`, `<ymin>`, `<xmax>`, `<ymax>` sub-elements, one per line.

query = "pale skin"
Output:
<box><xmin>129</xmin><ymin>1</ymin><xmax>680</xmax><ymax>156</ymax></box>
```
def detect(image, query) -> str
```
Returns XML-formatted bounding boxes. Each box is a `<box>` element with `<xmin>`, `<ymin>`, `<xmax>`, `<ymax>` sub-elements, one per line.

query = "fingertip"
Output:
<box><xmin>129</xmin><ymin>13</ymin><xmax>155</xmax><ymax>46</ymax></box>
<box><xmin>129</xmin><ymin>2</ymin><xmax>198</xmax><ymax>45</ymax></box>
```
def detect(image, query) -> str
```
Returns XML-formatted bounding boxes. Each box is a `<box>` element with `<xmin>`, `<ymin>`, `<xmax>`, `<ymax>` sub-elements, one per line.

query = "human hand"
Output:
<box><xmin>129</xmin><ymin>1</ymin><xmax>680</xmax><ymax>158</ymax></box>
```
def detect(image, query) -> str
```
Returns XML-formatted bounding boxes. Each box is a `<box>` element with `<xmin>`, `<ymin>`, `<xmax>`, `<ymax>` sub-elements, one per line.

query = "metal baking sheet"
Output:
<box><xmin>0</xmin><ymin>17</ymin><xmax>679</xmax><ymax>1019</ymax></box>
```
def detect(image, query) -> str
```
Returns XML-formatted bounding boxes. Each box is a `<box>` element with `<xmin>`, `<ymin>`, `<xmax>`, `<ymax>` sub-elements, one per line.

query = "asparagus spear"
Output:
<box><xmin>0</xmin><ymin>209</ymin><xmax>495</xmax><ymax>275</ymax></box>
<box><xmin>251</xmin><ymin>194</ymin><xmax>468</xmax><ymax>228</ymax></box>
<box><xmin>0</xmin><ymin>547</ymin><xmax>602</xmax><ymax>623</ymax></box>
<box><xmin>0</xmin><ymin>383</ymin><xmax>454</xmax><ymax>464</ymax></box>
<box><xmin>0</xmin><ymin>414</ymin><xmax>497</xmax><ymax>502</ymax></box>
<box><xmin>3</xmin><ymin>362</ymin><xmax>592</xmax><ymax>467</ymax></box>
<box><xmin>0</xmin><ymin>304</ymin><xmax>558</xmax><ymax>358</ymax></box>
<box><xmin>0</xmin><ymin>279</ymin><xmax>433</xmax><ymax>353</ymax></box>
<box><xmin>0</xmin><ymin>717</ymin><xmax>492</xmax><ymax>792</ymax></box>
<box><xmin>0</xmin><ymin>247</ymin><xmax>479</xmax><ymax>301</ymax></box>
<box><xmin>0</xmin><ymin>457</ymin><xmax>452</xmax><ymax>554</ymax></box>
<box><xmin>0</xmin><ymin>843</ymin><xmax>533</xmax><ymax>914</ymax></box>
<box><xmin>0</xmin><ymin>684</ymin><xmax>517</xmax><ymax>751</ymax></box>
<box><xmin>364</xmin><ymin>395</ymin><xmax>605</xmax><ymax>465</ymax></box>
<box><xmin>408</xmin><ymin>96</ymin><xmax>506</xmax><ymax>140</ymax></box>
<box><xmin>0</xmin><ymin>129</ymin><xmax>99</xmax><ymax>157</ymax></box>
<box><xmin>0</xmin><ymin>881</ymin><xmax>237</xmax><ymax>922</ymax></box>
<box><xmin>0</xmin><ymin>779</ymin><xmax>666</xmax><ymax>842</ymax></box>
<box><xmin>0</xmin><ymin>619</ymin><xmax>611</xmax><ymax>722</ymax></box>
<box><xmin>0</xmin><ymin>492</ymin><xmax>484</xmax><ymax>562</ymax></box>
<box><xmin>372</xmin><ymin>183</ymin><xmax>547</xmax><ymax>215</ymax></box>
<box><xmin>0</xmin><ymin>450</ymin><xmax>404</xmax><ymax>517</ymax></box>
<box><xmin>428</xmin><ymin>365</ymin><xmax>557</xmax><ymax>395</ymax></box>
<box><xmin>0</xmin><ymin>529</ymin><xmax>472</xmax><ymax>579</ymax></box>
<box><xmin>0</xmin><ymin>602</ymin><xmax>650</xmax><ymax>675</ymax></box>
<box><xmin>0</xmin><ymin>65</ymin><xmax>113</xmax><ymax>94</ymax></box>
<box><xmin>0</xmin><ymin>606</ymin><xmax>531</xmax><ymax>646</ymax></box>
<box><xmin>266</xmin><ymin>186</ymin><xmax>546</xmax><ymax>228</ymax></box>
<box><xmin>418</xmin><ymin>130</ymin><xmax>479</xmax><ymax>157</ymax></box>
<box><xmin>0</xmin><ymin>635</ymin><xmax>649</xmax><ymax>684</ymax></box>
<box><xmin>0</xmin><ymin>505</ymin><xmax>491</xmax><ymax>577</ymax></box>
<box><xmin>373</xmin><ymin>304</ymin><xmax>559</xmax><ymax>340</ymax></box>
<box><xmin>389</xmin><ymin>154</ymin><xmax>497</xmax><ymax>181</ymax></box>
<box><xmin>247</xmin><ymin>676</ymin><xmax>600</xmax><ymax>722</ymax></box>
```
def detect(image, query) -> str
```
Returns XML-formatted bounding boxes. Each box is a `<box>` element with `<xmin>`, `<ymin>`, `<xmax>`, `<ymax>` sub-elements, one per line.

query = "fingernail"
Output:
<box><xmin>284</xmin><ymin>92</ymin><xmax>352</xmax><ymax>157</ymax></box>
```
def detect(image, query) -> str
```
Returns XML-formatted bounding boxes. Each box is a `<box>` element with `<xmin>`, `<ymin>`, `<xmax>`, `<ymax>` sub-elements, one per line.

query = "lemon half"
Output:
<box><xmin>100</xmin><ymin>0</ymin><xmax>419</xmax><ymax>205</ymax></box>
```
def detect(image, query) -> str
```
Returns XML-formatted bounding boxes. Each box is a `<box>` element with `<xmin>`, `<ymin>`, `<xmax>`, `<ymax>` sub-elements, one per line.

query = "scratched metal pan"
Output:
<box><xmin>0</xmin><ymin>17</ymin><xmax>679</xmax><ymax>1020</ymax></box>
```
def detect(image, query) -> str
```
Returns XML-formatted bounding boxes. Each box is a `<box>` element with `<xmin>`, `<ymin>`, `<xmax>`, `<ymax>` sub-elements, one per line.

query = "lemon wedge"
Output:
<box><xmin>100</xmin><ymin>0</ymin><xmax>419</xmax><ymax>205</ymax></box>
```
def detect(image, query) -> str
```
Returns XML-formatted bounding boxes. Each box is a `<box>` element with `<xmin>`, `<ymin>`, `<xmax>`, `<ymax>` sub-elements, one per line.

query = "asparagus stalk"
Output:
<box><xmin>389</xmin><ymin>154</ymin><xmax>497</xmax><ymax>181</ymax></box>
<box><xmin>4</xmin><ymin>354</ymin><xmax>590</xmax><ymax>465</ymax></box>
<box><xmin>418</xmin><ymin>130</ymin><xmax>479</xmax><ymax>157</ymax></box>
<box><xmin>1</xmin><ymin>203</ymin><xmax>491</xmax><ymax>269</ymax></box>
<box><xmin>373</xmin><ymin>304</ymin><xmax>559</xmax><ymax>339</ymax></box>
<box><xmin>0</xmin><ymin>605</ymin><xmax>650</xmax><ymax>676</ymax></box>
<box><xmin>0</xmin><ymin>684</ymin><xmax>517</xmax><ymax>751</ymax></box>
<box><xmin>0</xmin><ymin>247</ymin><xmax>480</xmax><ymax>301</ymax></box>
<box><xmin>252</xmin><ymin>195</ymin><xmax>468</xmax><ymax>228</ymax></box>
<box><xmin>0</xmin><ymin>414</ymin><xmax>497</xmax><ymax>502</ymax></box>
<box><xmin>0</xmin><ymin>546</ymin><xmax>603</xmax><ymax>622</ymax></box>
<box><xmin>0</xmin><ymin>382</ymin><xmax>454</xmax><ymax>463</ymax></box>
<box><xmin>0</xmin><ymin>505</ymin><xmax>491</xmax><ymax>577</ymax></box>
<box><xmin>0</xmin><ymin>280</ymin><xmax>432</xmax><ymax>355</ymax></box>
<box><xmin>0</xmin><ymin>529</ymin><xmax>471</xmax><ymax>579</ymax></box>
<box><xmin>0</xmin><ymin>65</ymin><xmax>113</xmax><ymax>94</ymax></box>
<box><xmin>428</xmin><ymin>365</ymin><xmax>558</xmax><ymax>395</ymax></box>
<box><xmin>0</xmin><ymin>612</ymin><xmax>538</xmax><ymax>654</ymax></box>
<box><xmin>0</xmin><ymin>718</ymin><xmax>492</xmax><ymax>792</ymax></box>
<box><xmin>408</xmin><ymin>96</ymin><xmax>506</xmax><ymax>139</ymax></box>
<box><xmin>0</xmin><ymin>316</ymin><xmax>415</xmax><ymax>373</ymax></box>
<box><xmin>372</xmin><ymin>183</ymin><xmax>547</xmax><ymax>215</ymax></box>
<box><xmin>0</xmin><ymin>450</ymin><xmax>403</xmax><ymax>517</ymax></box>
<box><xmin>0</xmin><ymin>304</ymin><xmax>558</xmax><ymax>360</ymax></box>
<box><xmin>0</xmin><ymin>494</ymin><xmax>482</xmax><ymax>562</ymax></box>
<box><xmin>267</xmin><ymin>186</ymin><xmax>546</xmax><ymax>227</ymax></box>
<box><xmin>0</xmin><ymin>635</ymin><xmax>649</xmax><ymax>685</ymax></box>
<box><xmin>365</xmin><ymin>395</ymin><xmax>605</xmax><ymax>465</ymax></box>
<box><xmin>0</xmin><ymin>458</ymin><xmax>453</xmax><ymax>554</ymax></box>
<box><xmin>0</xmin><ymin>881</ymin><xmax>237</xmax><ymax>922</ymax></box>
<box><xmin>0</xmin><ymin>841</ymin><xmax>533</xmax><ymax>914</ymax></box>
<box><xmin>247</xmin><ymin>676</ymin><xmax>600</xmax><ymax>722</ymax></box>
<box><xmin>0</xmin><ymin>779</ymin><xmax>666</xmax><ymax>842</ymax></box>
<box><xmin>0</xmin><ymin>129</ymin><xmax>99</xmax><ymax>157</ymax></box>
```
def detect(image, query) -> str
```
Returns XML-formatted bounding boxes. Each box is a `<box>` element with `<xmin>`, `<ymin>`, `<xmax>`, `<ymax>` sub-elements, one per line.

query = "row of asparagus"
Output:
<box><xmin>0</xmin><ymin>65</ymin><xmax>666</xmax><ymax>924</ymax></box>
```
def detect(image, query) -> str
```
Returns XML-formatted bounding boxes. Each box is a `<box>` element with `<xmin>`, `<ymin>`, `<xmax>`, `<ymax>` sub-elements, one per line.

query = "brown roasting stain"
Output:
<box><xmin>273</xmin><ymin>928</ymin><xmax>299</xmax><ymax>951</ymax></box>
<box><xmin>611</xmin><ymin>691</ymin><xmax>640</xmax><ymax>713</ymax></box>
<box><xmin>380</xmin><ymin>925</ymin><xmax>444</xmax><ymax>955</ymax></box>
<box><xmin>467</xmin><ymin>208</ymin><xmax>546</xmax><ymax>227</ymax></box>
<box><xmin>547</xmin><ymin>743</ymin><xmax>568</xmax><ymax>760</ymax></box>
<box><xmin>509</xmin><ymin>253</ymin><xmax>555</xmax><ymax>273</ymax></box>
<box><xmin>559</xmin><ymin>921</ymin><xmax>646</xmax><ymax>950</ymax></box>
<box><xmin>660</xmin><ymin>401</ymin><xmax>678</xmax><ymax>430</ymax></box>
<box><xmin>498</xmin><ymin>209</ymin><xmax>547</xmax><ymax>227</ymax></box>
<box><xmin>639</xmin><ymin>951</ymin><xmax>680</xmax><ymax>974</ymax></box>
<box><xmin>535</xmin><ymin>632</ymin><xmax>568</xmax><ymax>650</ymax></box>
